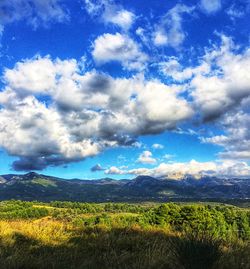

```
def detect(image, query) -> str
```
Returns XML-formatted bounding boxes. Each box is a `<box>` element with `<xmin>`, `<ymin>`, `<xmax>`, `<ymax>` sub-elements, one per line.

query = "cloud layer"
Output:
<box><xmin>0</xmin><ymin>0</ymin><xmax>250</xmax><ymax>178</ymax></box>
<box><xmin>0</xmin><ymin>56</ymin><xmax>192</xmax><ymax>170</ymax></box>
<box><xmin>105</xmin><ymin>159</ymin><xmax>250</xmax><ymax>179</ymax></box>
<box><xmin>0</xmin><ymin>0</ymin><xmax>69</xmax><ymax>32</ymax></box>
<box><xmin>202</xmin><ymin>112</ymin><xmax>250</xmax><ymax>160</ymax></box>
<box><xmin>1</xmin><ymin>33</ymin><xmax>250</xmax><ymax>171</ymax></box>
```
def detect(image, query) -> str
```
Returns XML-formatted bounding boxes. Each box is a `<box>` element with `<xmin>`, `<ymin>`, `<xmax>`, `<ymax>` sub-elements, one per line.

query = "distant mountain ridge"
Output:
<box><xmin>0</xmin><ymin>172</ymin><xmax>249</xmax><ymax>202</ymax></box>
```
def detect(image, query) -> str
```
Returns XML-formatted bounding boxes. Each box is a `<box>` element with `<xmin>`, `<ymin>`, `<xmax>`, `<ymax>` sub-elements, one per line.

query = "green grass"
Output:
<box><xmin>0</xmin><ymin>200</ymin><xmax>249</xmax><ymax>269</ymax></box>
<box><xmin>30</xmin><ymin>178</ymin><xmax>57</xmax><ymax>187</ymax></box>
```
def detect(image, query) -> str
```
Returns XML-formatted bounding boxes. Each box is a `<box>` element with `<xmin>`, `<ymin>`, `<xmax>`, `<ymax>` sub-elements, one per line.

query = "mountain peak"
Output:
<box><xmin>26</xmin><ymin>172</ymin><xmax>39</xmax><ymax>176</ymax></box>
<box><xmin>130</xmin><ymin>175</ymin><xmax>161</xmax><ymax>186</ymax></box>
<box><xmin>135</xmin><ymin>175</ymin><xmax>157</xmax><ymax>181</ymax></box>
<box><xmin>24</xmin><ymin>172</ymin><xmax>40</xmax><ymax>179</ymax></box>
<box><xmin>0</xmin><ymin>172</ymin><xmax>249</xmax><ymax>202</ymax></box>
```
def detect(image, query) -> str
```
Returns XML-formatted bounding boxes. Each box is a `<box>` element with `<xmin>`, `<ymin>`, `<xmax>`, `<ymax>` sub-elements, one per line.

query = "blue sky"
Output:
<box><xmin>0</xmin><ymin>0</ymin><xmax>250</xmax><ymax>179</ymax></box>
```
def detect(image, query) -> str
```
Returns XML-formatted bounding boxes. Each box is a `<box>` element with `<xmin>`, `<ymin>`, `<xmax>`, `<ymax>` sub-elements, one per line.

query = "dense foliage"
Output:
<box><xmin>140</xmin><ymin>203</ymin><xmax>250</xmax><ymax>241</ymax></box>
<box><xmin>0</xmin><ymin>200</ymin><xmax>48</xmax><ymax>219</ymax></box>
<box><xmin>0</xmin><ymin>200</ymin><xmax>249</xmax><ymax>241</ymax></box>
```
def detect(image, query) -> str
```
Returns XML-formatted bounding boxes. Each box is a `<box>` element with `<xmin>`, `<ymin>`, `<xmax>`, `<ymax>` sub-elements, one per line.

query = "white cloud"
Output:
<box><xmin>92</xmin><ymin>33</ymin><xmax>148</xmax><ymax>71</ymax></box>
<box><xmin>0</xmin><ymin>55</ymin><xmax>193</xmax><ymax>170</ymax></box>
<box><xmin>191</xmin><ymin>35</ymin><xmax>250</xmax><ymax>120</ymax></box>
<box><xmin>137</xmin><ymin>151</ymin><xmax>157</xmax><ymax>164</ymax></box>
<box><xmin>0</xmin><ymin>96</ymin><xmax>102</xmax><ymax>170</ymax></box>
<box><xmin>153</xmin><ymin>4</ymin><xmax>194</xmax><ymax>48</ymax></box>
<box><xmin>5</xmin><ymin>36</ymin><xmax>250</xmax><ymax>171</ymax></box>
<box><xmin>4</xmin><ymin>56</ymin><xmax>77</xmax><ymax>96</ymax></box>
<box><xmin>106</xmin><ymin>9</ymin><xmax>135</xmax><ymax>30</ymax></box>
<box><xmin>105</xmin><ymin>166</ymin><xmax>125</xmax><ymax>175</ymax></box>
<box><xmin>84</xmin><ymin>0</ymin><xmax>135</xmax><ymax>30</ymax></box>
<box><xmin>107</xmin><ymin>160</ymin><xmax>250</xmax><ymax>179</ymax></box>
<box><xmin>200</xmin><ymin>0</ymin><xmax>222</xmax><ymax>14</ymax></box>
<box><xmin>226</xmin><ymin>5</ymin><xmax>245</xmax><ymax>19</ymax></box>
<box><xmin>201</xmin><ymin>112</ymin><xmax>250</xmax><ymax>160</ymax></box>
<box><xmin>0</xmin><ymin>0</ymin><xmax>69</xmax><ymax>31</ymax></box>
<box><xmin>84</xmin><ymin>0</ymin><xmax>101</xmax><ymax>16</ymax></box>
<box><xmin>154</xmin><ymin>31</ymin><xmax>168</xmax><ymax>46</ymax></box>
<box><xmin>133</xmin><ymin>80</ymin><xmax>193</xmax><ymax>133</ymax></box>
<box><xmin>130</xmin><ymin>160</ymin><xmax>217</xmax><ymax>179</ymax></box>
<box><xmin>157</xmin><ymin>35</ymin><xmax>250</xmax><ymax>162</ymax></box>
<box><xmin>135</xmin><ymin>27</ymin><xmax>150</xmax><ymax>45</ymax></box>
<box><xmin>152</xmin><ymin>143</ymin><xmax>164</xmax><ymax>149</ymax></box>
<box><xmin>162</xmin><ymin>35</ymin><xmax>250</xmax><ymax>121</ymax></box>
<box><xmin>159</xmin><ymin>57</ymin><xmax>210</xmax><ymax>81</ymax></box>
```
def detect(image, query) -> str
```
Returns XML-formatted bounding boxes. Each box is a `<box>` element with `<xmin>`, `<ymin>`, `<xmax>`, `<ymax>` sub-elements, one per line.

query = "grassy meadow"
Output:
<box><xmin>0</xmin><ymin>200</ymin><xmax>249</xmax><ymax>269</ymax></box>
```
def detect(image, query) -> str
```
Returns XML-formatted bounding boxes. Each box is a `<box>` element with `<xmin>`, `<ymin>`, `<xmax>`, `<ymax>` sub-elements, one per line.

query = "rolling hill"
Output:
<box><xmin>0</xmin><ymin>172</ymin><xmax>249</xmax><ymax>203</ymax></box>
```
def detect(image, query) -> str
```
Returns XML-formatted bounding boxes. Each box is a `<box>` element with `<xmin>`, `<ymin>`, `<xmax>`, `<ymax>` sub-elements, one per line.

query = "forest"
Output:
<box><xmin>0</xmin><ymin>200</ymin><xmax>249</xmax><ymax>269</ymax></box>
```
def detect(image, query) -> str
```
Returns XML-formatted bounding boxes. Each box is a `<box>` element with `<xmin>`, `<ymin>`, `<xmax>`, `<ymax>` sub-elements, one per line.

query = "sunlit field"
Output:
<box><xmin>0</xmin><ymin>200</ymin><xmax>249</xmax><ymax>269</ymax></box>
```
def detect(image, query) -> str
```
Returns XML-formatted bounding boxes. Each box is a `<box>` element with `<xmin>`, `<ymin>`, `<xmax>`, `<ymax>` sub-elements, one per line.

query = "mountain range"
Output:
<box><xmin>0</xmin><ymin>172</ymin><xmax>249</xmax><ymax>203</ymax></box>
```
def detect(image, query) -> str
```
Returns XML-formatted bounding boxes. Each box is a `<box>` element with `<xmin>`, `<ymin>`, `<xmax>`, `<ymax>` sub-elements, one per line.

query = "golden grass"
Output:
<box><xmin>0</xmin><ymin>218</ymin><xmax>72</xmax><ymax>246</ymax></box>
<box><xmin>0</xmin><ymin>218</ymin><xmax>249</xmax><ymax>269</ymax></box>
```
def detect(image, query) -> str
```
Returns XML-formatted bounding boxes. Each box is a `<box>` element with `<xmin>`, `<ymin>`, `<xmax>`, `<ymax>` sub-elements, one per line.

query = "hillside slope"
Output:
<box><xmin>0</xmin><ymin>172</ymin><xmax>249</xmax><ymax>202</ymax></box>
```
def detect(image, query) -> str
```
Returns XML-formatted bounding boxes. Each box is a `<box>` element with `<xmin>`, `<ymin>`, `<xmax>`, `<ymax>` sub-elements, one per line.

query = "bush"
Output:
<box><xmin>170</xmin><ymin>232</ymin><xmax>222</xmax><ymax>269</ymax></box>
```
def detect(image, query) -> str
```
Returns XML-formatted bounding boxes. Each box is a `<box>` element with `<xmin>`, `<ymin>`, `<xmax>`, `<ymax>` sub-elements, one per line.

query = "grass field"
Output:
<box><xmin>0</xmin><ymin>200</ymin><xmax>249</xmax><ymax>269</ymax></box>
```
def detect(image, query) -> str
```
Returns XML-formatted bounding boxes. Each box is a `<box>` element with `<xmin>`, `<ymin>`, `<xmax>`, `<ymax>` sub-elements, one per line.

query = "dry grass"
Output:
<box><xmin>0</xmin><ymin>218</ymin><xmax>72</xmax><ymax>246</ymax></box>
<box><xmin>0</xmin><ymin>219</ymin><xmax>249</xmax><ymax>269</ymax></box>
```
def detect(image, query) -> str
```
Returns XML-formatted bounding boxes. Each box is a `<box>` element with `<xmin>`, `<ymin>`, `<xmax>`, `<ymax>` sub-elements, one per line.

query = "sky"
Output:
<box><xmin>0</xmin><ymin>0</ymin><xmax>250</xmax><ymax>180</ymax></box>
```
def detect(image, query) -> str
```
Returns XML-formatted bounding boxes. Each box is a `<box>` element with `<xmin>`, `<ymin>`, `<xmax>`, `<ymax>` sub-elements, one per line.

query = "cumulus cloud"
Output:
<box><xmin>84</xmin><ymin>0</ymin><xmax>135</xmax><ymax>30</ymax></box>
<box><xmin>0</xmin><ymin>55</ymin><xmax>192</xmax><ymax>170</ymax></box>
<box><xmin>91</xmin><ymin>164</ymin><xmax>105</xmax><ymax>172</ymax></box>
<box><xmin>92</xmin><ymin>33</ymin><xmax>148</xmax><ymax>71</ymax></box>
<box><xmin>105</xmin><ymin>160</ymin><xmax>250</xmax><ymax>179</ymax></box>
<box><xmin>201</xmin><ymin>112</ymin><xmax>250</xmax><ymax>160</ymax></box>
<box><xmin>130</xmin><ymin>160</ymin><xmax>217</xmax><ymax>178</ymax></box>
<box><xmin>161</xmin><ymin>35</ymin><xmax>250</xmax><ymax>121</ymax></box>
<box><xmin>200</xmin><ymin>0</ymin><xmax>222</xmax><ymax>14</ymax></box>
<box><xmin>0</xmin><ymin>0</ymin><xmax>69</xmax><ymax>32</ymax></box>
<box><xmin>191</xmin><ymin>36</ymin><xmax>250</xmax><ymax>120</ymax></box>
<box><xmin>3</xmin><ymin>56</ymin><xmax>77</xmax><ymax>97</ymax></box>
<box><xmin>152</xmin><ymin>143</ymin><xmax>164</xmax><ymax>149</ymax></box>
<box><xmin>159</xmin><ymin>57</ymin><xmax>210</xmax><ymax>82</ymax></box>
<box><xmin>0</xmin><ymin>95</ymin><xmax>102</xmax><ymax>171</ymax></box>
<box><xmin>137</xmin><ymin>151</ymin><xmax>157</xmax><ymax>164</ymax></box>
<box><xmin>157</xmin><ymin>35</ymin><xmax>250</xmax><ymax>161</ymax></box>
<box><xmin>105</xmin><ymin>166</ymin><xmax>125</xmax><ymax>175</ymax></box>
<box><xmin>153</xmin><ymin>4</ymin><xmax>194</xmax><ymax>48</ymax></box>
<box><xmin>104</xmin><ymin>9</ymin><xmax>135</xmax><ymax>30</ymax></box>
